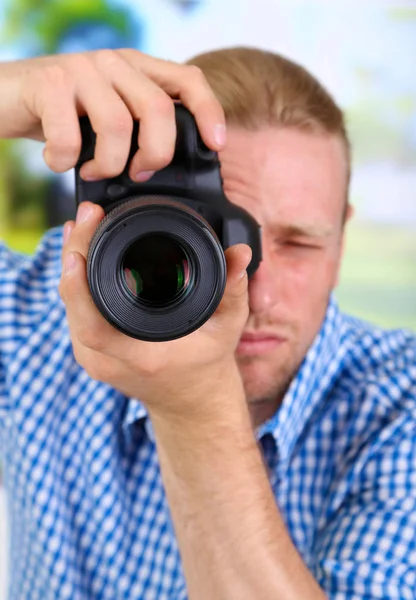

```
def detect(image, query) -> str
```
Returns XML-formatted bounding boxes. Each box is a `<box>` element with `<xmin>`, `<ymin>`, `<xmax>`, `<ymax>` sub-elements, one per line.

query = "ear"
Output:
<box><xmin>333</xmin><ymin>203</ymin><xmax>354</xmax><ymax>288</ymax></box>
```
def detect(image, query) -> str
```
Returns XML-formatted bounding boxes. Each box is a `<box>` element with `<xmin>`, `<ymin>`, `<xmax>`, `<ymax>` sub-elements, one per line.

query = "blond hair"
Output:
<box><xmin>186</xmin><ymin>47</ymin><xmax>351</xmax><ymax>222</ymax></box>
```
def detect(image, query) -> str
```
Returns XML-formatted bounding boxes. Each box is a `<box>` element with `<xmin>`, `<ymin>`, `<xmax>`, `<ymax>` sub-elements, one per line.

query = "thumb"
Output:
<box><xmin>214</xmin><ymin>243</ymin><xmax>252</xmax><ymax>319</ymax></box>
<box><xmin>225</xmin><ymin>243</ymin><xmax>253</xmax><ymax>287</ymax></box>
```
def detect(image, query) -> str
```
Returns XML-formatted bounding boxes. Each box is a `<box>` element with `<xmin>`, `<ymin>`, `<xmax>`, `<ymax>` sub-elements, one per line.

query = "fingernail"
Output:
<box><xmin>214</xmin><ymin>123</ymin><xmax>226</xmax><ymax>146</ymax></box>
<box><xmin>238</xmin><ymin>267</ymin><xmax>247</xmax><ymax>279</ymax></box>
<box><xmin>64</xmin><ymin>252</ymin><xmax>77</xmax><ymax>275</ymax></box>
<box><xmin>135</xmin><ymin>170</ymin><xmax>155</xmax><ymax>182</ymax></box>
<box><xmin>81</xmin><ymin>171</ymin><xmax>99</xmax><ymax>181</ymax></box>
<box><xmin>76</xmin><ymin>203</ymin><xmax>94</xmax><ymax>224</ymax></box>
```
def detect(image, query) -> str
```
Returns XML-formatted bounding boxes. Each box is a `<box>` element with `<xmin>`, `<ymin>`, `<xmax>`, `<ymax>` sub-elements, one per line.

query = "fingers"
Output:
<box><xmin>60</xmin><ymin>201</ymin><xmax>105</xmax><ymax>268</ymax></box>
<box><xmin>59</xmin><ymin>202</ymin><xmax>122</xmax><ymax>357</ymax></box>
<box><xmin>213</xmin><ymin>244</ymin><xmax>252</xmax><ymax>326</ymax></box>
<box><xmin>59</xmin><ymin>245</ymin><xmax>120</xmax><ymax>356</ymax></box>
<box><xmin>29</xmin><ymin>65</ymin><xmax>82</xmax><ymax>173</ymax></box>
<box><xmin>118</xmin><ymin>49</ymin><xmax>226</xmax><ymax>151</ymax></box>
<box><xmin>89</xmin><ymin>50</ymin><xmax>177</xmax><ymax>181</ymax></box>
<box><xmin>72</xmin><ymin>55</ymin><xmax>134</xmax><ymax>181</ymax></box>
<box><xmin>226</xmin><ymin>243</ymin><xmax>252</xmax><ymax>292</ymax></box>
<box><xmin>26</xmin><ymin>57</ymin><xmax>132</xmax><ymax>178</ymax></box>
<box><xmin>24</xmin><ymin>50</ymin><xmax>225</xmax><ymax>180</ymax></box>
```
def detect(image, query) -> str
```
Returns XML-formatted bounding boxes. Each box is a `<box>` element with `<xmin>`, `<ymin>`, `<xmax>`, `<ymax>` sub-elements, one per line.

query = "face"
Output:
<box><xmin>219</xmin><ymin>126</ymin><xmax>351</xmax><ymax>427</ymax></box>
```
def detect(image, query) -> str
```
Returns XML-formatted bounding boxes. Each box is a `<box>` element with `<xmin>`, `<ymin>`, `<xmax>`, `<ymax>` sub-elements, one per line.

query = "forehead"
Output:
<box><xmin>219</xmin><ymin>126</ymin><xmax>347</xmax><ymax>232</ymax></box>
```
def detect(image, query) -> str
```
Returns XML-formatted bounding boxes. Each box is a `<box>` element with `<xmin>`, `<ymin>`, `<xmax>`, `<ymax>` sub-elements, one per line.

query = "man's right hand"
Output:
<box><xmin>0</xmin><ymin>49</ymin><xmax>226</xmax><ymax>182</ymax></box>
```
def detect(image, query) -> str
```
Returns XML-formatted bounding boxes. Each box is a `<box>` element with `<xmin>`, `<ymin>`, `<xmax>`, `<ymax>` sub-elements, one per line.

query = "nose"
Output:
<box><xmin>247</xmin><ymin>251</ymin><xmax>281</xmax><ymax>315</ymax></box>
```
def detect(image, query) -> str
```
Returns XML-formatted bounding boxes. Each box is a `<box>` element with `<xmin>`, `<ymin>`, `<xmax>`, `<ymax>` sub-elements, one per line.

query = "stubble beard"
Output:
<box><xmin>235</xmin><ymin>347</ymin><xmax>303</xmax><ymax>427</ymax></box>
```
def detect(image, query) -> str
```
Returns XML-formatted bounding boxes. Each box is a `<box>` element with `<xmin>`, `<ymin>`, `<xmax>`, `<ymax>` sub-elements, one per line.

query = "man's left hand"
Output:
<box><xmin>58</xmin><ymin>201</ymin><xmax>252</xmax><ymax>419</ymax></box>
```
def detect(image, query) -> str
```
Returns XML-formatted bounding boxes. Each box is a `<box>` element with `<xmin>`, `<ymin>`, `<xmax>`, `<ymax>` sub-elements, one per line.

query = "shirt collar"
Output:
<box><xmin>256</xmin><ymin>294</ymin><xmax>351</xmax><ymax>469</ymax></box>
<box><xmin>123</xmin><ymin>393</ymin><xmax>154</xmax><ymax>442</ymax></box>
<box><xmin>122</xmin><ymin>295</ymin><xmax>351</xmax><ymax>457</ymax></box>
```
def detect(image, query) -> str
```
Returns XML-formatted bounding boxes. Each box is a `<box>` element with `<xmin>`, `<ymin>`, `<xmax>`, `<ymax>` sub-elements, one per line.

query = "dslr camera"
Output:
<box><xmin>75</xmin><ymin>103</ymin><xmax>262</xmax><ymax>342</ymax></box>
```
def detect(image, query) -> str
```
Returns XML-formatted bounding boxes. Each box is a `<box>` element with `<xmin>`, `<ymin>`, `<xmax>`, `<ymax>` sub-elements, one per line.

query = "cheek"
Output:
<box><xmin>281</xmin><ymin>252</ymin><xmax>339</xmax><ymax>306</ymax></box>
<box><xmin>279</xmin><ymin>256</ymin><xmax>338</xmax><ymax>352</ymax></box>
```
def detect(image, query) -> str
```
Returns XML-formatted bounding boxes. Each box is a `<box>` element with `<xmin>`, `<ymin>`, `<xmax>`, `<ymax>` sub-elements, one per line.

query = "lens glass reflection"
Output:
<box><xmin>122</xmin><ymin>233</ymin><xmax>191</xmax><ymax>304</ymax></box>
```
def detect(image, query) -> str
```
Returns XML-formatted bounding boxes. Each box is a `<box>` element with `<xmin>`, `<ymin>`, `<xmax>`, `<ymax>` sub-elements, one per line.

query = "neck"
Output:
<box><xmin>249</xmin><ymin>396</ymin><xmax>283</xmax><ymax>430</ymax></box>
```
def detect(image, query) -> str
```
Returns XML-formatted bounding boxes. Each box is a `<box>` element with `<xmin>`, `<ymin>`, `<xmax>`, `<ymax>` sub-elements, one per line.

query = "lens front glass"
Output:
<box><xmin>122</xmin><ymin>233</ymin><xmax>191</xmax><ymax>305</ymax></box>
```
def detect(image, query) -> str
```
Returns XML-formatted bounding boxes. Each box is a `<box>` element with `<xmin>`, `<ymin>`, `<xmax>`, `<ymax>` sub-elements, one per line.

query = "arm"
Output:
<box><xmin>149</xmin><ymin>360</ymin><xmax>327</xmax><ymax>600</ymax></box>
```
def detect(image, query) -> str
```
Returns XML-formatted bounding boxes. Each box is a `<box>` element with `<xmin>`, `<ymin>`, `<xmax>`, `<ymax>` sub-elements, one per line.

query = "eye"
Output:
<box><xmin>285</xmin><ymin>241</ymin><xmax>311</xmax><ymax>248</ymax></box>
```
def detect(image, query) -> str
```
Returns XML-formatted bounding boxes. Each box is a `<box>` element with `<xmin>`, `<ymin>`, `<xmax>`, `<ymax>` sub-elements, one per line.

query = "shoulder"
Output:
<box><xmin>315</xmin><ymin>313</ymin><xmax>415</xmax><ymax>475</ymax></box>
<box><xmin>314</xmin><ymin>314</ymin><xmax>416</xmax><ymax>528</ymax></box>
<box><xmin>0</xmin><ymin>226</ymin><xmax>64</xmax><ymax>297</ymax></box>
<box><xmin>0</xmin><ymin>226</ymin><xmax>65</xmax><ymax>349</ymax></box>
<box><xmin>339</xmin><ymin>313</ymin><xmax>416</xmax><ymax>417</ymax></box>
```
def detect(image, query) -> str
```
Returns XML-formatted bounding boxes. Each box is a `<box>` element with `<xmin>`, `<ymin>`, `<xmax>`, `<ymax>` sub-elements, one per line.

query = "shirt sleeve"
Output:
<box><xmin>0</xmin><ymin>352</ymin><xmax>5</xmax><ymax>417</ymax></box>
<box><xmin>0</xmin><ymin>228</ymin><xmax>64</xmax><ymax>424</ymax></box>
<box><xmin>313</xmin><ymin>410</ymin><xmax>416</xmax><ymax>599</ymax></box>
<box><xmin>0</xmin><ymin>240</ymin><xmax>31</xmax><ymax>418</ymax></box>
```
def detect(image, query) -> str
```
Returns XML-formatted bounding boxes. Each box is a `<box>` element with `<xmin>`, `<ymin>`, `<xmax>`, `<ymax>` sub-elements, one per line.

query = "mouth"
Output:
<box><xmin>236</xmin><ymin>333</ymin><xmax>287</xmax><ymax>356</ymax></box>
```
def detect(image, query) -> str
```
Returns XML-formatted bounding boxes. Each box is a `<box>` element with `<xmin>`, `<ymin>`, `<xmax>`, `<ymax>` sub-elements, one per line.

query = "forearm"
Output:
<box><xmin>149</xmin><ymin>362</ymin><xmax>326</xmax><ymax>600</ymax></box>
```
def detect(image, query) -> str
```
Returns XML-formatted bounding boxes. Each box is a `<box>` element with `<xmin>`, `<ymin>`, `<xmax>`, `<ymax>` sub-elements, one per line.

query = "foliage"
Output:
<box><xmin>2</xmin><ymin>0</ymin><xmax>135</xmax><ymax>54</ymax></box>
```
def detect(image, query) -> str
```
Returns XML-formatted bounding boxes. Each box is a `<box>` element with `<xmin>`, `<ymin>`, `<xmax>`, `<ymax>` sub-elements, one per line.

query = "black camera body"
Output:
<box><xmin>75</xmin><ymin>103</ymin><xmax>262</xmax><ymax>341</ymax></box>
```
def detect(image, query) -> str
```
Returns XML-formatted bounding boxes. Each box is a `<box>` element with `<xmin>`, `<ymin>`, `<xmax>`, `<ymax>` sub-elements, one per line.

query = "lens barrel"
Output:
<box><xmin>86</xmin><ymin>196</ymin><xmax>227</xmax><ymax>341</ymax></box>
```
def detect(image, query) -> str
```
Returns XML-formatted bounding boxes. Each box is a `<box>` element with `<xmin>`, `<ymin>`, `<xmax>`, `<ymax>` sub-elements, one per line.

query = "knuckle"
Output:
<box><xmin>93</xmin><ymin>48</ymin><xmax>120</xmax><ymax>70</ymax></box>
<box><xmin>147</xmin><ymin>146</ymin><xmax>175</xmax><ymax>170</ymax></box>
<box><xmin>77</xmin><ymin>327</ymin><xmax>105</xmax><ymax>352</ymax></box>
<box><xmin>78</xmin><ymin>351</ymin><xmax>118</xmax><ymax>384</ymax></box>
<box><xmin>132</xmin><ymin>355</ymin><xmax>162</xmax><ymax>377</ymax></box>
<box><xmin>47</xmin><ymin>135</ymin><xmax>81</xmax><ymax>166</ymax></box>
<box><xmin>38</xmin><ymin>63</ymin><xmax>69</xmax><ymax>89</ymax></box>
<box><xmin>137</xmin><ymin>134</ymin><xmax>174</xmax><ymax>170</ymax></box>
<box><xmin>116</xmin><ymin>47</ymin><xmax>142</xmax><ymax>60</ymax></box>
<box><xmin>93</xmin><ymin>156</ymin><xmax>125</xmax><ymax>179</ymax></box>
<box><xmin>62</xmin><ymin>136</ymin><xmax>82</xmax><ymax>160</ymax></box>
<box><xmin>186</xmin><ymin>64</ymin><xmax>207</xmax><ymax>86</ymax></box>
<box><xmin>66</xmin><ymin>52</ymin><xmax>95</xmax><ymax>75</ymax></box>
<box><xmin>151</xmin><ymin>91</ymin><xmax>174</xmax><ymax>116</ymax></box>
<box><xmin>112</xmin><ymin>114</ymin><xmax>133</xmax><ymax>136</ymax></box>
<box><xmin>105</xmin><ymin>111</ymin><xmax>133</xmax><ymax>138</ymax></box>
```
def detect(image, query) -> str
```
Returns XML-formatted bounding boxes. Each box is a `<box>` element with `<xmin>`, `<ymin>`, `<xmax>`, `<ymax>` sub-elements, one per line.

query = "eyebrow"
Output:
<box><xmin>271</xmin><ymin>222</ymin><xmax>334</xmax><ymax>238</ymax></box>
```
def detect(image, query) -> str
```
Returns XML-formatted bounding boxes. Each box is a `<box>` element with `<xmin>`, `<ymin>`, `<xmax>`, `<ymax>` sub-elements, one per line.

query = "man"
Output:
<box><xmin>0</xmin><ymin>46</ymin><xmax>415</xmax><ymax>599</ymax></box>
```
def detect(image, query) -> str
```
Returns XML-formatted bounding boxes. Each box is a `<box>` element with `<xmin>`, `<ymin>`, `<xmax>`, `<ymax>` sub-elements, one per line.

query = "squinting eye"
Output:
<box><xmin>284</xmin><ymin>241</ymin><xmax>319</xmax><ymax>250</ymax></box>
<box><xmin>285</xmin><ymin>241</ymin><xmax>308</xmax><ymax>248</ymax></box>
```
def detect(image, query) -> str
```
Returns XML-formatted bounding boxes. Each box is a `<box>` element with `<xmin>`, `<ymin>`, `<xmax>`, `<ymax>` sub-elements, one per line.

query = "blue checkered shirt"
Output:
<box><xmin>0</xmin><ymin>225</ymin><xmax>415</xmax><ymax>599</ymax></box>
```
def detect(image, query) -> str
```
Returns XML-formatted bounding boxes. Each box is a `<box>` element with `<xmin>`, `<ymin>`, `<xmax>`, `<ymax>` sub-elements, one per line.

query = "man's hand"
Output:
<box><xmin>58</xmin><ymin>201</ymin><xmax>252</xmax><ymax>419</ymax></box>
<box><xmin>0</xmin><ymin>48</ymin><xmax>227</xmax><ymax>181</ymax></box>
<box><xmin>0</xmin><ymin>46</ymin><xmax>248</xmax><ymax>417</ymax></box>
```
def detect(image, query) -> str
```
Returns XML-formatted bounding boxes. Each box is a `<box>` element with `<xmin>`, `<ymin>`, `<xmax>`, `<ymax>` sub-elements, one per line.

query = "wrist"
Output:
<box><xmin>147</xmin><ymin>358</ymin><xmax>248</xmax><ymax>432</ymax></box>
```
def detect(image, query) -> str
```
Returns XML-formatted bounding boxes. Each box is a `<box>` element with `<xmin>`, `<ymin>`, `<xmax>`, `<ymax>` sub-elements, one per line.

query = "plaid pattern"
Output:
<box><xmin>0</xmin><ymin>225</ymin><xmax>415</xmax><ymax>599</ymax></box>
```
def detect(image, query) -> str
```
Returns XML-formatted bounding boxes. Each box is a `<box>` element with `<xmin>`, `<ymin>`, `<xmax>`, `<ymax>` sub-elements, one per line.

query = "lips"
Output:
<box><xmin>236</xmin><ymin>332</ymin><xmax>286</xmax><ymax>356</ymax></box>
<box><xmin>240</xmin><ymin>333</ymin><xmax>281</xmax><ymax>342</ymax></box>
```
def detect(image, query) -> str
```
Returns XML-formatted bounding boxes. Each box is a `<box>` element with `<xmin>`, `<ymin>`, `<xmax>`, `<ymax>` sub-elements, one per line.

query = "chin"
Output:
<box><xmin>238</xmin><ymin>357</ymin><xmax>291</xmax><ymax>397</ymax></box>
<box><xmin>236</xmin><ymin>341</ymin><xmax>304</xmax><ymax>401</ymax></box>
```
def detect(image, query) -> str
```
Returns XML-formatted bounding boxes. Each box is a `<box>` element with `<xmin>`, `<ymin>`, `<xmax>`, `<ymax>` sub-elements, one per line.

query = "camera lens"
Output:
<box><xmin>122</xmin><ymin>233</ymin><xmax>192</xmax><ymax>305</ymax></box>
<box><xmin>86</xmin><ymin>196</ymin><xmax>227</xmax><ymax>342</ymax></box>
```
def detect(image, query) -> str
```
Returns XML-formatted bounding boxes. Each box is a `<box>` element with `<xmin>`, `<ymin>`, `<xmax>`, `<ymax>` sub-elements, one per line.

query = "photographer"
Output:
<box><xmin>0</xmin><ymin>47</ymin><xmax>415</xmax><ymax>599</ymax></box>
